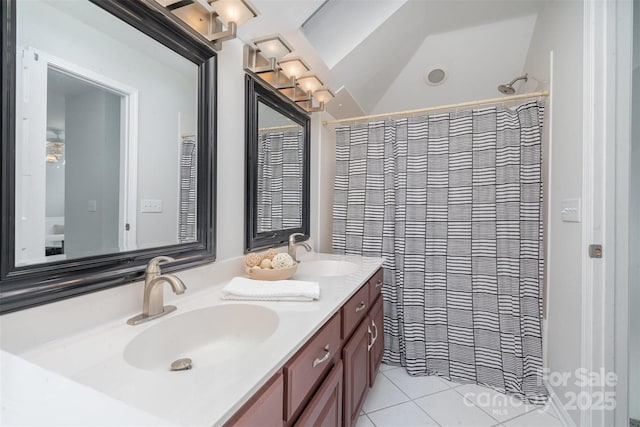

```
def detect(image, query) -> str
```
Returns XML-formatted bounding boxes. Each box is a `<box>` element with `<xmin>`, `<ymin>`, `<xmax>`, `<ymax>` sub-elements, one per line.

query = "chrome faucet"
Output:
<box><xmin>127</xmin><ymin>256</ymin><xmax>187</xmax><ymax>325</ymax></box>
<box><xmin>288</xmin><ymin>233</ymin><xmax>311</xmax><ymax>263</ymax></box>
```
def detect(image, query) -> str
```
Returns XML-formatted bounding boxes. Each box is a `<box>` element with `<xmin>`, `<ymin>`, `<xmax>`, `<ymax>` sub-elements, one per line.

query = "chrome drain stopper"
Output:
<box><xmin>170</xmin><ymin>358</ymin><xmax>192</xmax><ymax>371</ymax></box>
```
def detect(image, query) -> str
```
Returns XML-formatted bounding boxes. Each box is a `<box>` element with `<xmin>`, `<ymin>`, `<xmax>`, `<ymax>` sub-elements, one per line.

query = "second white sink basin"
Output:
<box><xmin>296</xmin><ymin>260</ymin><xmax>359</xmax><ymax>277</ymax></box>
<box><xmin>123</xmin><ymin>304</ymin><xmax>278</xmax><ymax>372</ymax></box>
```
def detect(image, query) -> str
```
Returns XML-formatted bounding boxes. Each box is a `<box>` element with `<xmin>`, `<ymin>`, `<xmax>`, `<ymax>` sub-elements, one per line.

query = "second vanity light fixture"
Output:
<box><xmin>244</xmin><ymin>35</ymin><xmax>335</xmax><ymax>113</ymax></box>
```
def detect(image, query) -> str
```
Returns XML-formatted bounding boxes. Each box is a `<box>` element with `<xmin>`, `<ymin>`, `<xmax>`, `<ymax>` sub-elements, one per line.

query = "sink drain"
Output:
<box><xmin>170</xmin><ymin>358</ymin><xmax>192</xmax><ymax>371</ymax></box>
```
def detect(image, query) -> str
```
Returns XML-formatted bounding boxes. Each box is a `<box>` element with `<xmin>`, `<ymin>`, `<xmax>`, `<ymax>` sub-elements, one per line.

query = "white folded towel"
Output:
<box><xmin>221</xmin><ymin>277</ymin><xmax>320</xmax><ymax>302</ymax></box>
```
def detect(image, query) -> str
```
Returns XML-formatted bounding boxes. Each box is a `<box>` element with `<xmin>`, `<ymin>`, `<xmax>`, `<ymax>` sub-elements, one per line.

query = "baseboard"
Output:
<box><xmin>545</xmin><ymin>380</ymin><xmax>577</xmax><ymax>427</ymax></box>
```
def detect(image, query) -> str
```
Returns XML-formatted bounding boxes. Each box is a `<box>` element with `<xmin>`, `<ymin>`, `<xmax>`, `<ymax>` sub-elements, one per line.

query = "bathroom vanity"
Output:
<box><xmin>225</xmin><ymin>265</ymin><xmax>384</xmax><ymax>427</ymax></box>
<box><xmin>0</xmin><ymin>253</ymin><xmax>384</xmax><ymax>426</ymax></box>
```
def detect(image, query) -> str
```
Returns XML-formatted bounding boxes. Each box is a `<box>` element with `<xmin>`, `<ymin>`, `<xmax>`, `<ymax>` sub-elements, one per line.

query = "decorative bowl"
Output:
<box><xmin>245</xmin><ymin>263</ymin><xmax>298</xmax><ymax>281</ymax></box>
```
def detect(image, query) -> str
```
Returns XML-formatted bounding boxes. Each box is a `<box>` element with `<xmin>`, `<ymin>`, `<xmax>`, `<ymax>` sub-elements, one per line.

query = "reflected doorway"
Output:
<box><xmin>15</xmin><ymin>48</ymin><xmax>138</xmax><ymax>265</ymax></box>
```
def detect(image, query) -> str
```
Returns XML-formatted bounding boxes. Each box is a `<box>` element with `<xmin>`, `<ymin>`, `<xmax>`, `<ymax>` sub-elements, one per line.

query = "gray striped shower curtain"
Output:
<box><xmin>257</xmin><ymin>130</ymin><xmax>304</xmax><ymax>233</ymax></box>
<box><xmin>332</xmin><ymin>101</ymin><xmax>547</xmax><ymax>404</ymax></box>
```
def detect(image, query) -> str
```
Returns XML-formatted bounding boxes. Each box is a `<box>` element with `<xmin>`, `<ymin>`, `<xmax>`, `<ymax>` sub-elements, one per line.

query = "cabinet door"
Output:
<box><xmin>342</xmin><ymin>318</ymin><xmax>370</xmax><ymax>427</ymax></box>
<box><xmin>368</xmin><ymin>296</ymin><xmax>384</xmax><ymax>387</ymax></box>
<box><xmin>225</xmin><ymin>372</ymin><xmax>284</xmax><ymax>427</ymax></box>
<box><xmin>294</xmin><ymin>362</ymin><xmax>343</xmax><ymax>427</ymax></box>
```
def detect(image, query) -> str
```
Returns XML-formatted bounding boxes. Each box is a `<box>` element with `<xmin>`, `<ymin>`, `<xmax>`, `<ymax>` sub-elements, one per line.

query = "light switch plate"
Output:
<box><xmin>141</xmin><ymin>199</ymin><xmax>163</xmax><ymax>213</ymax></box>
<box><xmin>561</xmin><ymin>198</ymin><xmax>581</xmax><ymax>222</ymax></box>
<box><xmin>88</xmin><ymin>200</ymin><xmax>97</xmax><ymax>212</ymax></box>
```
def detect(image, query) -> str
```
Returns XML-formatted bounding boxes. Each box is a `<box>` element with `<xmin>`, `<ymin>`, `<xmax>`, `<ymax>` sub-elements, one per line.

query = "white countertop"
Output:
<box><xmin>1</xmin><ymin>253</ymin><xmax>383</xmax><ymax>426</ymax></box>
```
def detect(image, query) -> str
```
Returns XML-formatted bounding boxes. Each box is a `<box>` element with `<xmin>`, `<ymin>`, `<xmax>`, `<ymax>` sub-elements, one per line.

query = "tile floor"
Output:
<box><xmin>357</xmin><ymin>363</ymin><xmax>562</xmax><ymax>427</ymax></box>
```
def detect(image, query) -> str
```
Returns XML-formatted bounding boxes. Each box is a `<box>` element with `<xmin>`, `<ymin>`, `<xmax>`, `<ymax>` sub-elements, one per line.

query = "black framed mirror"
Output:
<box><xmin>245</xmin><ymin>74</ymin><xmax>310</xmax><ymax>252</ymax></box>
<box><xmin>0</xmin><ymin>0</ymin><xmax>216</xmax><ymax>314</ymax></box>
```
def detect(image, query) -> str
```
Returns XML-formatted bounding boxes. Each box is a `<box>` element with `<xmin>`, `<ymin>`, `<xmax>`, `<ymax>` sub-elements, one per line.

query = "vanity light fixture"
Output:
<box><xmin>295</xmin><ymin>88</ymin><xmax>334</xmax><ymax>113</ymax></box>
<box><xmin>160</xmin><ymin>0</ymin><xmax>257</xmax><ymax>51</ymax></box>
<box><xmin>243</xmin><ymin>46</ymin><xmax>335</xmax><ymax>113</ymax></box>
<box><xmin>297</xmin><ymin>76</ymin><xmax>323</xmax><ymax>94</ymax></box>
<box><xmin>313</xmin><ymin>89</ymin><xmax>335</xmax><ymax>104</ymax></box>
<box><xmin>278</xmin><ymin>58</ymin><xmax>310</xmax><ymax>80</ymax></box>
<box><xmin>245</xmin><ymin>36</ymin><xmax>293</xmax><ymax>74</ymax></box>
<box><xmin>254</xmin><ymin>35</ymin><xmax>292</xmax><ymax>60</ymax></box>
<box><xmin>206</xmin><ymin>0</ymin><xmax>257</xmax><ymax>50</ymax></box>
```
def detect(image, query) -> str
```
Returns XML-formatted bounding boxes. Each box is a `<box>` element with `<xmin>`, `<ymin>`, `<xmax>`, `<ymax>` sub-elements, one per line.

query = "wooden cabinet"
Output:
<box><xmin>224</xmin><ymin>372</ymin><xmax>284</xmax><ymax>427</ymax></box>
<box><xmin>294</xmin><ymin>362</ymin><xmax>343</xmax><ymax>427</ymax></box>
<box><xmin>368</xmin><ymin>295</ymin><xmax>384</xmax><ymax>387</ymax></box>
<box><xmin>342</xmin><ymin>317</ymin><xmax>370</xmax><ymax>427</ymax></box>
<box><xmin>341</xmin><ymin>284</ymin><xmax>369</xmax><ymax>339</ymax></box>
<box><xmin>228</xmin><ymin>267</ymin><xmax>384</xmax><ymax>427</ymax></box>
<box><xmin>368</xmin><ymin>268</ymin><xmax>383</xmax><ymax>307</ymax></box>
<box><xmin>285</xmin><ymin>313</ymin><xmax>341</xmax><ymax>423</ymax></box>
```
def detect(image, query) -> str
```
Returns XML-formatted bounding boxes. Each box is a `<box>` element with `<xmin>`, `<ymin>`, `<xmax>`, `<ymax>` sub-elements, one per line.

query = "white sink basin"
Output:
<box><xmin>296</xmin><ymin>260</ymin><xmax>359</xmax><ymax>277</ymax></box>
<box><xmin>123</xmin><ymin>305</ymin><xmax>278</xmax><ymax>372</ymax></box>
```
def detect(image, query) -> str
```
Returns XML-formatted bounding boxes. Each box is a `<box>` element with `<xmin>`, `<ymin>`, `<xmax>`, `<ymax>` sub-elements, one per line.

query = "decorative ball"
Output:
<box><xmin>244</xmin><ymin>252</ymin><xmax>262</xmax><ymax>268</ymax></box>
<box><xmin>262</xmin><ymin>248</ymin><xmax>278</xmax><ymax>261</ymax></box>
<box><xmin>260</xmin><ymin>258</ymin><xmax>272</xmax><ymax>269</ymax></box>
<box><xmin>271</xmin><ymin>253</ymin><xmax>294</xmax><ymax>269</ymax></box>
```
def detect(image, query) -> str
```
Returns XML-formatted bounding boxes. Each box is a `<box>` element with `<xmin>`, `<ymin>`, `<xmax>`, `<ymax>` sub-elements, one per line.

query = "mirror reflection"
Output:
<box><xmin>256</xmin><ymin>102</ymin><xmax>304</xmax><ymax>234</ymax></box>
<box><xmin>15</xmin><ymin>0</ymin><xmax>199</xmax><ymax>266</ymax></box>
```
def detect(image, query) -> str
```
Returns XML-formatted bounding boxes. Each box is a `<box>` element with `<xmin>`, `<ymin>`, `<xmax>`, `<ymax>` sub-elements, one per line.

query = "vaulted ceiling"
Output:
<box><xmin>238</xmin><ymin>0</ymin><xmax>545</xmax><ymax>119</ymax></box>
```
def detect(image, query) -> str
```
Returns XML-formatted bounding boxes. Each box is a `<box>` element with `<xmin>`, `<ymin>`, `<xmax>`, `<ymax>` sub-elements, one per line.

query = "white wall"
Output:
<box><xmin>45</xmin><ymin>93</ymin><xmax>65</xmax><ymax>218</ymax></box>
<box><xmin>629</xmin><ymin>4</ymin><xmax>640</xmax><ymax>418</ymax></box>
<box><xmin>17</xmin><ymin>0</ymin><xmax>197</xmax><ymax>251</ymax></box>
<box><xmin>314</xmin><ymin>111</ymin><xmax>336</xmax><ymax>254</ymax></box>
<box><xmin>65</xmin><ymin>90</ymin><xmax>120</xmax><ymax>258</ymax></box>
<box><xmin>372</xmin><ymin>13</ymin><xmax>537</xmax><ymax>114</ymax></box>
<box><xmin>522</xmin><ymin>1</ymin><xmax>584</xmax><ymax>424</ymax></box>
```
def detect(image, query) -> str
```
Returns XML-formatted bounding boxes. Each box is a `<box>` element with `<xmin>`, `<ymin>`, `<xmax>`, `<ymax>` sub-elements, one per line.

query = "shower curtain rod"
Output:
<box><xmin>322</xmin><ymin>90</ymin><xmax>549</xmax><ymax>126</ymax></box>
<box><xmin>258</xmin><ymin>124</ymin><xmax>300</xmax><ymax>132</ymax></box>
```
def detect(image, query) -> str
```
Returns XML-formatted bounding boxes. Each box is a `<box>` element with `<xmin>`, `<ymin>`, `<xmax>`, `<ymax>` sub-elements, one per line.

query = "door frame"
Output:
<box><xmin>582</xmin><ymin>0</ymin><xmax>633</xmax><ymax>426</ymax></box>
<box><xmin>17</xmin><ymin>47</ymin><xmax>139</xmax><ymax>256</ymax></box>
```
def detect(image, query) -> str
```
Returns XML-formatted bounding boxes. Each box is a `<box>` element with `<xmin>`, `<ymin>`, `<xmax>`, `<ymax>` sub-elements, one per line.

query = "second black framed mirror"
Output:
<box><xmin>245</xmin><ymin>74</ymin><xmax>310</xmax><ymax>252</ymax></box>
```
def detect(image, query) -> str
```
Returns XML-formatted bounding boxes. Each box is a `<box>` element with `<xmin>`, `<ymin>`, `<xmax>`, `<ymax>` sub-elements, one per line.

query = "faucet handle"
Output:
<box><xmin>146</xmin><ymin>256</ymin><xmax>175</xmax><ymax>274</ymax></box>
<box><xmin>289</xmin><ymin>233</ymin><xmax>305</xmax><ymax>243</ymax></box>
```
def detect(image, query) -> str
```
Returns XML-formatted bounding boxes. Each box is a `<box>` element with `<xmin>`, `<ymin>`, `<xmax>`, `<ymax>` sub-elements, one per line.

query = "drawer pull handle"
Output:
<box><xmin>371</xmin><ymin>319</ymin><xmax>378</xmax><ymax>342</ymax></box>
<box><xmin>313</xmin><ymin>345</ymin><xmax>331</xmax><ymax>368</ymax></box>
<box><xmin>355</xmin><ymin>301</ymin><xmax>367</xmax><ymax>313</ymax></box>
<box><xmin>367</xmin><ymin>325</ymin><xmax>374</xmax><ymax>351</ymax></box>
<box><xmin>375</xmin><ymin>280</ymin><xmax>383</xmax><ymax>289</ymax></box>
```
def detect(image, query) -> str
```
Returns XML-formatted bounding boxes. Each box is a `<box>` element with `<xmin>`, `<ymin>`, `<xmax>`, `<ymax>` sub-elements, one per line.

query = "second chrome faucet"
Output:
<box><xmin>288</xmin><ymin>233</ymin><xmax>311</xmax><ymax>263</ymax></box>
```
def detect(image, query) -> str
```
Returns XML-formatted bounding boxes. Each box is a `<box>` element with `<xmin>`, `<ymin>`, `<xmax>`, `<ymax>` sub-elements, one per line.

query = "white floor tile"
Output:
<box><xmin>455</xmin><ymin>384</ymin><xmax>539</xmax><ymax>423</ymax></box>
<box><xmin>384</xmin><ymin>368</ymin><xmax>450</xmax><ymax>399</ymax></box>
<box><xmin>414</xmin><ymin>389</ymin><xmax>499</xmax><ymax>427</ymax></box>
<box><xmin>362</xmin><ymin>374</ymin><xmax>410</xmax><ymax>413</ymax></box>
<box><xmin>367</xmin><ymin>401</ymin><xmax>439</xmax><ymax>427</ymax></box>
<box><xmin>503</xmin><ymin>409</ymin><xmax>563</xmax><ymax>427</ymax></box>
<box><xmin>355</xmin><ymin>414</ymin><xmax>376</xmax><ymax>427</ymax></box>
<box><xmin>379</xmin><ymin>362</ymin><xmax>400</xmax><ymax>372</ymax></box>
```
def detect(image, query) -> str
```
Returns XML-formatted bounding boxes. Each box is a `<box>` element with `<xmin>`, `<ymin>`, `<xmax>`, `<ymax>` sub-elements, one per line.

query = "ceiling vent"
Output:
<box><xmin>424</xmin><ymin>65</ymin><xmax>448</xmax><ymax>86</ymax></box>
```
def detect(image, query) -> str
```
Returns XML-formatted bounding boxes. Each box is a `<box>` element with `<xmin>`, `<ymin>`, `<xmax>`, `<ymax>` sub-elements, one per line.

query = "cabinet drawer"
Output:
<box><xmin>368</xmin><ymin>268</ymin><xmax>384</xmax><ymax>305</ymax></box>
<box><xmin>294</xmin><ymin>361</ymin><xmax>343</xmax><ymax>427</ymax></box>
<box><xmin>284</xmin><ymin>313</ymin><xmax>341</xmax><ymax>422</ymax></box>
<box><xmin>342</xmin><ymin>284</ymin><xmax>369</xmax><ymax>339</ymax></box>
<box><xmin>225</xmin><ymin>372</ymin><xmax>283</xmax><ymax>427</ymax></box>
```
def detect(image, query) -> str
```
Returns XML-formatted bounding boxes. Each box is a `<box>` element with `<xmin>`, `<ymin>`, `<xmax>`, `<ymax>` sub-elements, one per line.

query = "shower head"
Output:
<box><xmin>498</xmin><ymin>73</ymin><xmax>528</xmax><ymax>95</ymax></box>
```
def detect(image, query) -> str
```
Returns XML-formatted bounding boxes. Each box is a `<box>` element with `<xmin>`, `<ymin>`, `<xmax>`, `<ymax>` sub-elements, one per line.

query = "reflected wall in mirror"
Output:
<box><xmin>1</xmin><ymin>0</ymin><xmax>216</xmax><ymax>314</ymax></box>
<box><xmin>15</xmin><ymin>0</ymin><xmax>199</xmax><ymax>266</ymax></box>
<box><xmin>246</xmin><ymin>75</ymin><xmax>310</xmax><ymax>251</ymax></box>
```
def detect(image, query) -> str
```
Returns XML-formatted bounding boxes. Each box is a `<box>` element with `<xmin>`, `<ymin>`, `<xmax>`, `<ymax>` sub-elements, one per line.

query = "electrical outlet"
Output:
<box><xmin>141</xmin><ymin>199</ymin><xmax>163</xmax><ymax>213</ymax></box>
